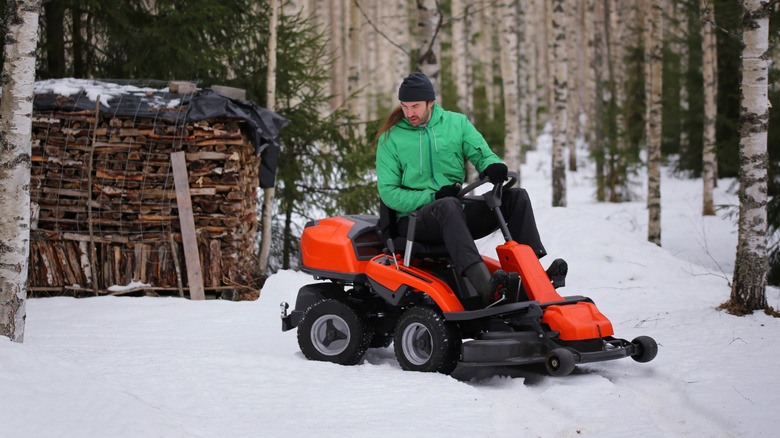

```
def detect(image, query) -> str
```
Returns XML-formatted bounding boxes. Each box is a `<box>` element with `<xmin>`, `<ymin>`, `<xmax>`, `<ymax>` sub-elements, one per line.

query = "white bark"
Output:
<box><xmin>415</xmin><ymin>0</ymin><xmax>441</xmax><ymax>97</ymax></box>
<box><xmin>526</xmin><ymin>0</ymin><xmax>539</xmax><ymax>149</ymax></box>
<box><xmin>258</xmin><ymin>0</ymin><xmax>279</xmax><ymax>275</ymax></box>
<box><xmin>551</xmin><ymin>0</ymin><xmax>568</xmax><ymax>207</ymax></box>
<box><xmin>646</xmin><ymin>0</ymin><xmax>664</xmax><ymax>246</ymax></box>
<box><xmin>0</xmin><ymin>0</ymin><xmax>41</xmax><ymax>343</ymax></box>
<box><xmin>729</xmin><ymin>0</ymin><xmax>770</xmax><ymax>313</ymax></box>
<box><xmin>701</xmin><ymin>0</ymin><xmax>717</xmax><ymax>216</ymax></box>
<box><xmin>499</xmin><ymin>0</ymin><xmax>521</xmax><ymax>177</ymax></box>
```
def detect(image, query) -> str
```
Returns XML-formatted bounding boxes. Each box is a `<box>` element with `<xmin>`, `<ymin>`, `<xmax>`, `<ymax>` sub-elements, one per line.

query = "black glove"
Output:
<box><xmin>482</xmin><ymin>162</ymin><xmax>508</xmax><ymax>185</ymax></box>
<box><xmin>435</xmin><ymin>183</ymin><xmax>462</xmax><ymax>200</ymax></box>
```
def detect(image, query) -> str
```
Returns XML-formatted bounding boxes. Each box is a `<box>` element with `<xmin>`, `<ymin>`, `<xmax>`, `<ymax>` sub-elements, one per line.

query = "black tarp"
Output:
<box><xmin>33</xmin><ymin>85</ymin><xmax>290</xmax><ymax>188</ymax></box>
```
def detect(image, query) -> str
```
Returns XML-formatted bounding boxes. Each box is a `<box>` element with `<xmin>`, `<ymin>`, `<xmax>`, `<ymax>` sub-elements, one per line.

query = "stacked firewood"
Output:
<box><xmin>28</xmin><ymin>108</ymin><xmax>261</xmax><ymax>299</ymax></box>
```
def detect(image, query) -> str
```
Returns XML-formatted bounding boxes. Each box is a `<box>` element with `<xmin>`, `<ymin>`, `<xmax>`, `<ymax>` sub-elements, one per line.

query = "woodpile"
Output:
<box><xmin>28</xmin><ymin>104</ymin><xmax>262</xmax><ymax>300</ymax></box>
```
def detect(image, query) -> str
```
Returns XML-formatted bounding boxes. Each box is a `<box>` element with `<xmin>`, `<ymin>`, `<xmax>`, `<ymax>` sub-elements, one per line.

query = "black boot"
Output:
<box><xmin>464</xmin><ymin>262</ymin><xmax>510</xmax><ymax>307</ymax></box>
<box><xmin>545</xmin><ymin>258</ymin><xmax>568</xmax><ymax>289</ymax></box>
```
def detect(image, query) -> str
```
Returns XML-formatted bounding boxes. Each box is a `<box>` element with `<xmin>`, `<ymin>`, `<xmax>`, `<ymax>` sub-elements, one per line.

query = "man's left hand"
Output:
<box><xmin>483</xmin><ymin>163</ymin><xmax>508</xmax><ymax>185</ymax></box>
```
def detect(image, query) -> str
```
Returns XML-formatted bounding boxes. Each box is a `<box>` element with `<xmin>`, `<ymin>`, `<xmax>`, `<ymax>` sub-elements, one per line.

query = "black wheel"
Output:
<box><xmin>393</xmin><ymin>306</ymin><xmax>461</xmax><ymax>374</ymax></box>
<box><xmin>631</xmin><ymin>336</ymin><xmax>658</xmax><ymax>363</ymax></box>
<box><xmin>297</xmin><ymin>299</ymin><xmax>372</xmax><ymax>365</ymax></box>
<box><xmin>545</xmin><ymin>348</ymin><xmax>576</xmax><ymax>376</ymax></box>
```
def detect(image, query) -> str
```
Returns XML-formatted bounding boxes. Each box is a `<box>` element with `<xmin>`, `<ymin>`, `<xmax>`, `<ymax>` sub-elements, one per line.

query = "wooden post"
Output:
<box><xmin>87</xmin><ymin>97</ymin><xmax>100</xmax><ymax>294</ymax></box>
<box><xmin>171</xmin><ymin>151</ymin><xmax>205</xmax><ymax>300</ymax></box>
<box><xmin>169</xmin><ymin>233</ymin><xmax>185</xmax><ymax>297</ymax></box>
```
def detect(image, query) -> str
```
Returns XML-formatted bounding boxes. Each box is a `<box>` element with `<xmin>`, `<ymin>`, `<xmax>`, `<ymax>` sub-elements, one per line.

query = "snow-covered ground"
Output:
<box><xmin>3</xmin><ymin>131</ymin><xmax>779</xmax><ymax>437</ymax></box>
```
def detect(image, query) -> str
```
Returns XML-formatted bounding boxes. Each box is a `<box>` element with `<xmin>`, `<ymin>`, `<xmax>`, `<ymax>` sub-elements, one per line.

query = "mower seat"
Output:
<box><xmin>379</xmin><ymin>201</ymin><xmax>449</xmax><ymax>260</ymax></box>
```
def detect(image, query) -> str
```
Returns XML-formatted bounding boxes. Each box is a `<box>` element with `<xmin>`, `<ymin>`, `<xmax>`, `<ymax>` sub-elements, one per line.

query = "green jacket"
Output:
<box><xmin>376</xmin><ymin>104</ymin><xmax>502</xmax><ymax>217</ymax></box>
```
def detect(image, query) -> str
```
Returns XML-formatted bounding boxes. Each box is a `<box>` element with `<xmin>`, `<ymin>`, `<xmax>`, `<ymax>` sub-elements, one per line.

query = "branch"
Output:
<box><xmin>352</xmin><ymin>0</ymin><xmax>411</xmax><ymax>57</ymax></box>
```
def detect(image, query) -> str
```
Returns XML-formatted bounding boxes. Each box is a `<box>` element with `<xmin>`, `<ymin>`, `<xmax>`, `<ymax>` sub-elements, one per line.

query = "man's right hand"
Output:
<box><xmin>435</xmin><ymin>183</ymin><xmax>462</xmax><ymax>200</ymax></box>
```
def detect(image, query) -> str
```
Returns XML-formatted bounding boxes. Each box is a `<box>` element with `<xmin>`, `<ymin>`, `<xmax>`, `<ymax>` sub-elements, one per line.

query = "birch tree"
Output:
<box><xmin>0</xmin><ymin>0</ymin><xmax>41</xmax><ymax>342</ymax></box>
<box><xmin>726</xmin><ymin>0</ymin><xmax>771</xmax><ymax>314</ymax></box>
<box><xmin>701</xmin><ymin>0</ymin><xmax>718</xmax><ymax>216</ymax></box>
<box><xmin>646</xmin><ymin>0</ymin><xmax>664</xmax><ymax>246</ymax></box>
<box><xmin>499</xmin><ymin>0</ymin><xmax>522</xmax><ymax>177</ymax></box>
<box><xmin>589</xmin><ymin>0</ymin><xmax>607</xmax><ymax>201</ymax></box>
<box><xmin>258</xmin><ymin>0</ymin><xmax>279</xmax><ymax>275</ymax></box>
<box><xmin>415</xmin><ymin>0</ymin><xmax>442</xmax><ymax>97</ymax></box>
<box><xmin>551</xmin><ymin>0</ymin><xmax>568</xmax><ymax>207</ymax></box>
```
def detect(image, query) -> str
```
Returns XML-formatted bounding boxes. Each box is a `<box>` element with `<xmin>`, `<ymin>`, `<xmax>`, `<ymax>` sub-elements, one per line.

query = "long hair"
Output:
<box><xmin>375</xmin><ymin>106</ymin><xmax>405</xmax><ymax>146</ymax></box>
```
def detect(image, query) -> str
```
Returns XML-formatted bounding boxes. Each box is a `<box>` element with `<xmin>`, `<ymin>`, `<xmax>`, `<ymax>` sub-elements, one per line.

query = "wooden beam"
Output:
<box><xmin>171</xmin><ymin>151</ymin><xmax>205</xmax><ymax>300</ymax></box>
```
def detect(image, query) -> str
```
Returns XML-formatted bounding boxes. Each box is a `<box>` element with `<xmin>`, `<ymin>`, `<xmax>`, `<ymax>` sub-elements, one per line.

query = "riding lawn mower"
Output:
<box><xmin>280</xmin><ymin>172</ymin><xmax>658</xmax><ymax>376</ymax></box>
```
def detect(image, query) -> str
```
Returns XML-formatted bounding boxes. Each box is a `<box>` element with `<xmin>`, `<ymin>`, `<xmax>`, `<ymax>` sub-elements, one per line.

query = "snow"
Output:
<box><xmin>3</xmin><ymin>130</ymin><xmax>780</xmax><ymax>437</ymax></box>
<box><xmin>34</xmin><ymin>78</ymin><xmax>182</xmax><ymax>109</ymax></box>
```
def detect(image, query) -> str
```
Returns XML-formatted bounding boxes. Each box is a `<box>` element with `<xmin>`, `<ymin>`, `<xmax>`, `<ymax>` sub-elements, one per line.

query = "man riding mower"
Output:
<box><xmin>280</xmin><ymin>172</ymin><xmax>658</xmax><ymax>376</ymax></box>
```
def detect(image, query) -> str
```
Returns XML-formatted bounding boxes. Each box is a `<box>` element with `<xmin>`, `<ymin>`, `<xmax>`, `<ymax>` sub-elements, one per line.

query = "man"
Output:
<box><xmin>375</xmin><ymin>72</ymin><xmax>548</xmax><ymax>306</ymax></box>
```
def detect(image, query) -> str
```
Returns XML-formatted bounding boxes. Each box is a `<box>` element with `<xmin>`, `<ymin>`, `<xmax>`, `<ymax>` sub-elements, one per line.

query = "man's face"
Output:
<box><xmin>400</xmin><ymin>101</ymin><xmax>433</xmax><ymax>127</ymax></box>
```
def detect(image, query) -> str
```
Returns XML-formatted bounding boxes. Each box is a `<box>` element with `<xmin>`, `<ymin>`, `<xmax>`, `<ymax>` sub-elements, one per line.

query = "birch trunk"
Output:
<box><xmin>452</xmin><ymin>0</ymin><xmax>473</xmax><ymax>120</ymax></box>
<box><xmin>589</xmin><ymin>0</ymin><xmax>607</xmax><ymax>201</ymax></box>
<box><xmin>727</xmin><ymin>0</ymin><xmax>770</xmax><ymax>314</ymax></box>
<box><xmin>646</xmin><ymin>0</ymin><xmax>664</xmax><ymax>246</ymax></box>
<box><xmin>516</xmin><ymin>0</ymin><xmax>529</xmax><ymax>160</ymax></box>
<box><xmin>551</xmin><ymin>0</ymin><xmax>567</xmax><ymax>207</ymax></box>
<box><xmin>258</xmin><ymin>0</ymin><xmax>279</xmax><ymax>275</ymax></box>
<box><xmin>499</xmin><ymin>0</ymin><xmax>521</xmax><ymax>177</ymax></box>
<box><xmin>701</xmin><ymin>0</ymin><xmax>718</xmax><ymax>216</ymax></box>
<box><xmin>415</xmin><ymin>0</ymin><xmax>441</xmax><ymax>97</ymax></box>
<box><xmin>348</xmin><ymin>0</ymin><xmax>361</xmax><ymax>118</ymax></box>
<box><xmin>526</xmin><ymin>0</ymin><xmax>539</xmax><ymax>149</ymax></box>
<box><xmin>0</xmin><ymin>0</ymin><xmax>41</xmax><ymax>343</ymax></box>
<box><xmin>565</xmin><ymin>0</ymin><xmax>579</xmax><ymax>171</ymax></box>
<box><xmin>677</xmin><ymin>0</ymin><xmax>690</xmax><ymax>160</ymax></box>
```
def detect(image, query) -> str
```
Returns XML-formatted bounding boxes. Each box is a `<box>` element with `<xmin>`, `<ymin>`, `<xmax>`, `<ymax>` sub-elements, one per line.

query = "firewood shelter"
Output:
<box><xmin>26</xmin><ymin>79</ymin><xmax>289</xmax><ymax>300</ymax></box>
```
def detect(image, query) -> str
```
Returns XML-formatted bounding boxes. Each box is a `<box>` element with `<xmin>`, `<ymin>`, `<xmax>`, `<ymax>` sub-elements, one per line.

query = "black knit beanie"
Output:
<box><xmin>398</xmin><ymin>72</ymin><xmax>436</xmax><ymax>102</ymax></box>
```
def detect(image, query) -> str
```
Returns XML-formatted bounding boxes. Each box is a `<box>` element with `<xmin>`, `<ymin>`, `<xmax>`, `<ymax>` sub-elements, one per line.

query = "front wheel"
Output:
<box><xmin>545</xmin><ymin>348</ymin><xmax>576</xmax><ymax>376</ymax></box>
<box><xmin>297</xmin><ymin>299</ymin><xmax>372</xmax><ymax>365</ymax></box>
<box><xmin>631</xmin><ymin>336</ymin><xmax>658</xmax><ymax>363</ymax></box>
<box><xmin>394</xmin><ymin>306</ymin><xmax>461</xmax><ymax>374</ymax></box>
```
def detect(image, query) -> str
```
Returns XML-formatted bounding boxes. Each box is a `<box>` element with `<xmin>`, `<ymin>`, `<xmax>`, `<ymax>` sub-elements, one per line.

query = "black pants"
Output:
<box><xmin>397</xmin><ymin>188</ymin><xmax>546</xmax><ymax>274</ymax></box>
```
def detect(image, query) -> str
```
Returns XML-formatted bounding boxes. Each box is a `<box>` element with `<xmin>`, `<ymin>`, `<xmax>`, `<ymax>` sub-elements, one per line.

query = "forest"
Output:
<box><xmin>1</xmin><ymin>1</ymin><xmax>778</xmax><ymax>302</ymax></box>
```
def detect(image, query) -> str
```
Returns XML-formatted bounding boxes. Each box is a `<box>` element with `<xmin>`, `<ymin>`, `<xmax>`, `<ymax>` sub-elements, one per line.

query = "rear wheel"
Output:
<box><xmin>631</xmin><ymin>336</ymin><xmax>658</xmax><ymax>363</ymax></box>
<box><xmin>394</xmin><ymin>306</ymin><xmax>461</xmax><ymax>374</ymax></box>
<box><xmin>297</xmin><ymin>299</ymin><xmax>372</xmax><ymax>365</ymax></box>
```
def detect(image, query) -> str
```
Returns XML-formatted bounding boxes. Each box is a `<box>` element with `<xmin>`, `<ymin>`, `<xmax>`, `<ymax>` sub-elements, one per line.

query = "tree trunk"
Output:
<box><xmin>589</xmin><ymin>0</ymin><xmax>607</xmax><ymax>202</ymax></box>
<box><xmin>0</xmin><ymin>0</ymin><xmax>41</xmax><ymax>343</ymax></box>
<box><xmin>258</xmin><ymin>0</ymin><xmax>279</xmax><ymax>275</ymax></box>
<box><xmin>701</xmin><ymin>0</ymin><xmax>718</xmax><ymax>216</ymax></box>
<box><xmin>43</xmin><ymin>0</ymin><xmax>65</xmax><ymax>78</ymax></box>
<box><xmin>551</xmin><ymin>0</ymin><xmax>567</xmax><ymax>207</ymax></box>
<box><xmin>499</xmin><ymin>0</ymin><xmax>521</xmax><ymax>177</ymax></box>
<box><xmin>516</xmin><ymin>0</ymin><xmax>529</xmax><ymax>163</ymax></box>
<box><xmin>526</xmin><ymin>0</ymin><xmax>539</xmax><ymax>150</ymax></box>
<box><xmin>565</xmin><ymin>0</ymin><xmax>579</xmax><ymax>172</ymax></box>
<box><xmin>415</xmin><ymin>0</ymin><xmax>441</xmax><ymax>96</ymax></box>
<box><xmin>452</xmin><ymin>0</ymin><xmax>473</xmax><ymax>120</ymax></box>
<box><xmin>727</xmin><ymin>0</ymin><xmax>770</xmax><ymax>315</ymax></box>
<box><xmin>646</xmin><ymin>0</ymin><xmax>664</xmax><ymax>246</ymax></box>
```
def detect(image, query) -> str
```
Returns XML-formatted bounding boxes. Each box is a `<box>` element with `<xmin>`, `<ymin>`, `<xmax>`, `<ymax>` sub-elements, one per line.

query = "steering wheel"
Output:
<box><xmin>457</xmin><ymin>170</ymin><xmax>518</xmax><ymax>203</ymax></box>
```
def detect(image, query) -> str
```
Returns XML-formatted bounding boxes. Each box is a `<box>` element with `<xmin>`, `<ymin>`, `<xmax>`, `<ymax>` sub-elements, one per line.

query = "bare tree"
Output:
<box><xmin>415</xmin><ymin>0</ymin><xmax>442</xmax><ymax>96</ymax></box>
<box><xmin>499</xmin><ymin>0</ymin><xmax>522</xmax><ymax>178</ymax></box>
<box><xmin>725</xmin><ymin>0</ymin><xmax>771</xmax><ymax>315</ymax></box>
<box><xmin>646</xmin><ymin>0</ymin><xmax>664</xmax><ymax>246</ymax></box>
<box><xmin>551</xmin><ymin>0</ymin><xmax>568</xmax><ymax>207</ymax></box>
<box><xmin>1</xmin><ymin>0</ymin><xmax>42</xmax><ymax>342</ymax></box>
<box><xmin>701</xmin><ymin>0</ymin><xmax>718</xmax><ymax>216</ymax></box>
<box><xmin>258</xmin><ymin>0</ymin><xmax>279</xmax><ymax>275</ymax></box>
